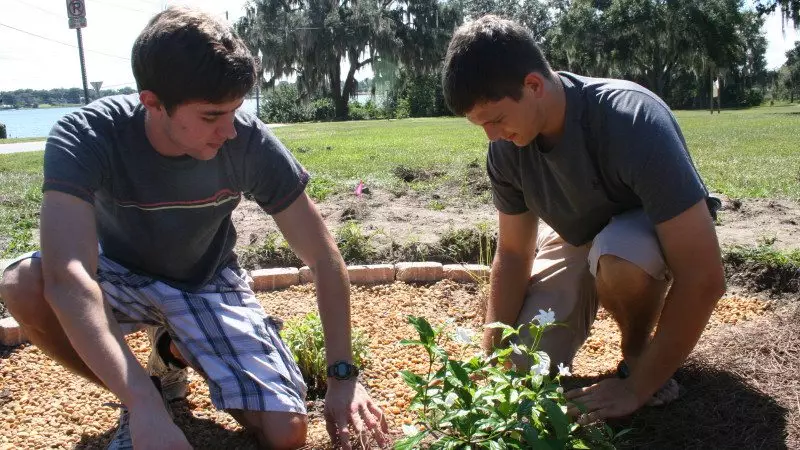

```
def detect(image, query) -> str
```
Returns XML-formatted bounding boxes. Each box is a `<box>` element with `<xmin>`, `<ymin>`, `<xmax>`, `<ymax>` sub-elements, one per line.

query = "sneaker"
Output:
<box><xmin>106</xmin><ymin>376</ymin><xmax>173</xmax><ymax>450</ymax></box>
<box><xmin>145</xmin><ymin>326</ymin><xmax>189</xmax><ymax>402</ymax></box>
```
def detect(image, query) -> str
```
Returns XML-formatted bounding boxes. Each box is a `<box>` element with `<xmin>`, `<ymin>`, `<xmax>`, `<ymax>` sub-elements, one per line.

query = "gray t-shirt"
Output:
<box><xmin>487</xmin><ymin>72</ymin><xmax>709</xmax><ymax>246</ymax></box>
<box><xmin>44</xmin><ymin>94</ymin><xmax>309</xmax><ymax>291</ymax></box>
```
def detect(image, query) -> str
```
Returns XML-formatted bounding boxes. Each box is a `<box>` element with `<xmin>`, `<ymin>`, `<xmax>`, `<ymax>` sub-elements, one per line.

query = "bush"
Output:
<box><xmin>0</xmin><ymin>122</ymin><xmax>6</xmax><ymax>139</ymax></box>
<box><xmin>310</xmin><ymin>97</ymin><xmax>335</xmax><ymax>121</ymax></box>
<box><xmin>281</xmin><ymin>312</ymin><xmax>370</xmax><ymax>396</ymax></box>
<box><xmin>396</xmin><ymin>98</ymin><xmax>411</xmax><ymax>119</ymax></box>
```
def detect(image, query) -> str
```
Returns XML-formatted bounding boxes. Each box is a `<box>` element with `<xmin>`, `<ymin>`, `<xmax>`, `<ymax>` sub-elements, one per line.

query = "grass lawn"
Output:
<box><xmin>0</xmin><ymin>105</ymin><xmax>798</xmax><ymax>257</ymax></box>
<box><xmin>0</xmin><ymin>137</ymin><xmax>46</xmax><ymax>144</ymax></box>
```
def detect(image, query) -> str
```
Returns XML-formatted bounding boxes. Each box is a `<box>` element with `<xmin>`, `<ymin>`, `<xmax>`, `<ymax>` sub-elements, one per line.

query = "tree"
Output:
<box><xmin>783</xmin><ymin>40</ymin><xmax>800</xmax><ymax>101</ymax></box>
<box><xmin>754</xmin><ymin>0</ymin><xmax>799</xmax><ymax>28</ymax></box>
<box><xmin>236</xmin><ymin>0</ymin><xmax>460</xmax><ymax>120</ymax></box>
<box><xmin>601</xmin><ymin>0</ymin><xmax>745</xmax><ymax>98</ymax></box>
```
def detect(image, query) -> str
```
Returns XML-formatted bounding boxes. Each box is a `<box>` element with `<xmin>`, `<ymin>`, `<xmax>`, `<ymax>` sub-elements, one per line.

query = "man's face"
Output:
<box><xmin>159</xmin><ymin>97</ymin><xmax>243</xmax><ymax>160</ymax></box>
<box><xmin>466</xmin><ymin>90</ymin><xmax>539</xmax><ymax>148</ymax></box>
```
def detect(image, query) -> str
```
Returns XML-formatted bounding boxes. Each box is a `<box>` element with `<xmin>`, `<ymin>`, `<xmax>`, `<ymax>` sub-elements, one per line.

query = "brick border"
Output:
<box><xmin>251</xmin><ymin>262</ymin><xmax>490</xmax><ymax>289</ymax></box>
<box><xmin>0</xmin><ymin>261</ymin><xmax>490</xmax><ymax>346</ymax></box>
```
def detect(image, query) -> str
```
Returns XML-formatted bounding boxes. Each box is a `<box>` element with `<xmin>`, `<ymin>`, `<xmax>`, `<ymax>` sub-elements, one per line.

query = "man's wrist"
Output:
<box><xmin>327</xmin><ymin>360</ymin><xmax>359</xmax><ymax>380</ymax></box>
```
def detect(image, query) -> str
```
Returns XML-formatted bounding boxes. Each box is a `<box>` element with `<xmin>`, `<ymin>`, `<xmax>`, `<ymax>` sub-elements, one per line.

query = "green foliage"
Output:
<box><xmin>0</xmin><ymin>122</ymin><xmax>6</xmax><ymax>140</ymax></box>
<box><xmin>237</xmin><ymin>231</ymin><xmax>302</xmax><ymax>269</ymax></box>
<box><xmin>723</xmin><ymin>244</ymin><xmax>800</xmax><ymax>269</ymax></box>
<box><xmin>261</xmin><ymin>84</ymin><xmax>308</xmax><ymax>123</ymax></box>
<box><xmin>336</xmin><ymin>221</ymin><xmax>375</xmax><ymax>264</ymax></box>
<box><xmin>395</xmin><ymin>316</ymin><xmax>621</xmax><ymax>449</ymax></box>
<box><xmin>396</xmin><ymin>98</ymin><xmax>412</xmax><ymax>120</ymax></box>
<box><xmin>434</xmin><ymin>226</ymin><xmax>497</xmax><ymax>265</ymax></box>
<box><xmin>349</xmin><ymin>99</ymin><xmax>385</xmax><ymax>120</ymax></box>
<box><xmin>306</xmin><ymin>176</ymin><xmax>337</xmax><ymax>202</ymax></box>
<box><xmin>281</xmin><ymin>312</ymin><xmax>370</xmax><ymax>395</ymax></box>
<box><xmin>236</xmin><ymin>0</ymin><xmax>460</xmax><ymax>119</ymax></box>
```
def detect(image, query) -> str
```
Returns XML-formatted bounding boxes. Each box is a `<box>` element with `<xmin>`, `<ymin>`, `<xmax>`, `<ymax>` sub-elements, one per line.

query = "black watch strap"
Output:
<box><xmin>327</xmin><ymin>360</ymin><xmax>360</xmax><ymax>380</ymax></box>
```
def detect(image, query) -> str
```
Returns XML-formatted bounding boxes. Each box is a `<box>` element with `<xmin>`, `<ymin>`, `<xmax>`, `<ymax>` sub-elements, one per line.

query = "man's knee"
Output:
<box><xmin>595</xmin><ymin>254</ymin><xmax>664</xmax><ymax>302</ymax></box>
<box><xmin>235</xmin><ymin>410</ymin><xmax>307</xmax><ymax>449</ymax></box>
<box><xmin>1</xmin><ymin>259</ymin><xmax>47</xmax><ymax>324</ymax></box>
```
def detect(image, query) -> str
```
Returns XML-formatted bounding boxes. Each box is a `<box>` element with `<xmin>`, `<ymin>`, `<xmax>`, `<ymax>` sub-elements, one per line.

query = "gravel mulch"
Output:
<box><xmin>0</xmin><ymin>280</ymin><xmax>784</xmax><ymax>449</ymax></box>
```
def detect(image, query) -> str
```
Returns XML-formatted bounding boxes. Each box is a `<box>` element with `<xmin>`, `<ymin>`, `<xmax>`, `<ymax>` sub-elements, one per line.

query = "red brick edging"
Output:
<box><xmin>0</xmin><ymin>259</ymin><xmax>490</xmax><ymax>346</ymax></box>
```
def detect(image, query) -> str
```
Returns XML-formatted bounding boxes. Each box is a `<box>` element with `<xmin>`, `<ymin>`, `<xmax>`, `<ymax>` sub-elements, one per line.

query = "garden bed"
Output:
<box><xmin>1</xmin><ymin>280</ymin><xmax>795</xmax><ymax>449</ymax></box>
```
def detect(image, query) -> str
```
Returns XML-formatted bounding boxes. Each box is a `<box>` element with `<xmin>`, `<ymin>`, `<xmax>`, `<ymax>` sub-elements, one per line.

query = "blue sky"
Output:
<box><xmin>0</xmin><ymin>0</ymin><xmax>797</xmax><ymax>92</ymax></box>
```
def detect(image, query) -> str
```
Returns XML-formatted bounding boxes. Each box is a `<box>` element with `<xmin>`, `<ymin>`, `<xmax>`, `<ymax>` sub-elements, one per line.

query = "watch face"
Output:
<box><xmin>335</xmin><ymin>362</ymin><xmax>349</xmax><ymax>377</ymax></box>
<box><xmin>329</xmin><ymin>361</ymin><xmax>358</xmax><ymax>380</ymax></box>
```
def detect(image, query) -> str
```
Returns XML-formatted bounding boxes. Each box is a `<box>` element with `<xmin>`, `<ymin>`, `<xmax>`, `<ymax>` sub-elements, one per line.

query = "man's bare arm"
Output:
<box><xmin>272</xmin><ymin>192</ymin><xmax>351</xmax><ymax>365</ymax></box>
<box><xmin>40</xmin><ymin>191</ymin><xmax>167</xmax><ymax>413</ymax></box>
<box><xmin>629</xmin><ymin>199</ymin><xmax>726</xmax><ymax>402</ymax></box>
<box><xmin>482</xmin><ymin>210</ymin><xmax>539</xmax><ymax>353</ymax></box>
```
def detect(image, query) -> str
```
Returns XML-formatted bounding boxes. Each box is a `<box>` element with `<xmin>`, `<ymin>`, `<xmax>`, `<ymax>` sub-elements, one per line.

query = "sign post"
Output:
<box><xmin>66</xmin><ymin>0</ymin><xmax>90</xmax><ymax>105</ymax></box>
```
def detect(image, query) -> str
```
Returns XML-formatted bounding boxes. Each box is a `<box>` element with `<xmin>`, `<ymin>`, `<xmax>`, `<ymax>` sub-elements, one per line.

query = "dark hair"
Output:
<box><xmin>132</xmin><ymin>6</ymin><xmax>257</xmax><ymax>113</ymax></box>
<box><xmin>442</xmin><ymin>15</ymin><xmax>553</xmax><ymax>116</ymax></box>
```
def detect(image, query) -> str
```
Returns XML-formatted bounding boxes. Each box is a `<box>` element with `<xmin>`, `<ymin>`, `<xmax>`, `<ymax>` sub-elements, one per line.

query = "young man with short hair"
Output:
<box><xmin>442</xmin><ymin>15</ymin><xmax>725</xmax><ymax>423</ymax></box>
<box><xmin>0</xmin><ymin>7</ymin><xmax>387</xmax><ymax>449</ymax></box>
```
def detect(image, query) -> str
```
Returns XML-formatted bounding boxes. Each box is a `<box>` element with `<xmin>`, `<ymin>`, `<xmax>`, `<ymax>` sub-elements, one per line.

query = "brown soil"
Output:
<box><xmin>2</xmin><ymin>280</ymin><xmax>793</xmax><ymax>450</ymax></box>
<box><xmin>233</xmin><ymin>192</ymin><xmax>800</xmax><ymax>257</ymax></box>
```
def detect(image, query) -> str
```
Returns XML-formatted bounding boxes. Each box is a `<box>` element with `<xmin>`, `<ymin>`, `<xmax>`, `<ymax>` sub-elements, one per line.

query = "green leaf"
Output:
<box><xmin>541</xmin><ymin>399</ymin><xmax>569</xmax><ymax>441</ymax></box>
<box><xmin>393</xmin><ymin>429</ymin><xmax>428</xmax><ymax>450</ymax></box>
<box><xmin>407</xmin><ymin>316</ymin><xmax>436</xmax><ymax>344</ymax></box>
<box><xmin>484</xmin><ymin>322</ymin><xmax>515</xmax><ymax>331</ymax></box>
<box><xmin>400</xmin><ymin>370</ymin><xmax>426</xmax><ymax>387</ymax></box>
<box><xmin>488</xmin><ymin>440</ymin><xmax>505</xmax><ymax>450</ymax></box>
<box><xmin>448</xmin><ymin>360</ymin><xmax>470</xmax><ymax>386</ymax></box>
<box><xmin>400</xmin><ymin>339</ymin><xmax>425</xmax><ymax>346</ymax></box>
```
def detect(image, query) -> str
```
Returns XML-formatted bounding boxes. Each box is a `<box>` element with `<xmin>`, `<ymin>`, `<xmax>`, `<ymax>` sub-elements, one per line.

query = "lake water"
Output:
<box><xmin>0</xmin><ymin>98</ymin><xmax>260</xmax><ymax>139</ymax></box>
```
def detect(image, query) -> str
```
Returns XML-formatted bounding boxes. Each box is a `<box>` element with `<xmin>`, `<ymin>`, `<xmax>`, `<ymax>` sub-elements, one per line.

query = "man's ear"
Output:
<box><xmin>522</xmin><ymin>72</ymin><xmax>547</xmax><ymax>98</ymax></box>
<box><xmin>139</xmin><ymin>90</ymin><xmax>163</xmax><ymax>113</ymax></box>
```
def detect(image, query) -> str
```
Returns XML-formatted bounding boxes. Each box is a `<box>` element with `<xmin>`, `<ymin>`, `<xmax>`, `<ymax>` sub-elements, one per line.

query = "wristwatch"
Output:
<box><xmin>327</xmin><ymin>360</ymin><xmax>360</xmax><ymax>380</ymax></box>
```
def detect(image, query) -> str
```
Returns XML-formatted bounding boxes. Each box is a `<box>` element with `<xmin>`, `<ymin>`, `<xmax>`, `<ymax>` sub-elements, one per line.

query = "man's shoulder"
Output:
<box><xmin>55</xmin><ymin>94</ymin><xmax>141</xmax><ymax>134</ymax></box>
<box><xmin>568</xmin><ymin>73</ymin><xmax>669</xmax><ymax>116</ymax></box>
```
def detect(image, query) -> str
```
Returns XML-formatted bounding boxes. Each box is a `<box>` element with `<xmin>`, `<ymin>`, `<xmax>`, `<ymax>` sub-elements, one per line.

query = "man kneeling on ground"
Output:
<box><xmin>441</xmin><ymin>15</ymin><xmax>726</xmax><ymax>423</ymax></box>
<box><xmin>0</xmin><ymin>6</ymin><xmax>387</xmax><ymax>449</ymax></box>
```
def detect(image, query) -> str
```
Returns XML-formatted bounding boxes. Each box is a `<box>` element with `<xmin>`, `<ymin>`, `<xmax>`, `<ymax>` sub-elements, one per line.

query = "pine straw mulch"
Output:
<box><xmin>0</xmin><ymin>280</ymin><xmax>797</xmax><ymax>449</ymax></box>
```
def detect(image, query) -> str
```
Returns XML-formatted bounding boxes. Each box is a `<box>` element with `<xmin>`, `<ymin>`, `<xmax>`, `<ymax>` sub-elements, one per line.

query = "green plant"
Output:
<box><xmin>428</xmin><ymin>200</ymin><xmax>445</xmax><ymax>211</ymax></box>
<box><xmin>336</xmin><ymin>221</ymin><xmax>375</xmax><ymax>263</ymax></box>
<box><xmin>306</xmin><ymin>176</ymin><xmax>336</xmax><ymax>202</ymax></box>
<box><xmin>395</xmin><ymin>315</ymin><xmax>621</xmax><ymax>449</ymax></box>
<box><xmin>280</xmin><ymin>312</ymin><xmax>370</xmax><ymax>396</ymax></box>
<box><xmin>237</xmin><ymin>231</ymin><xmax>302</xmax><ymax>270</ymax></box>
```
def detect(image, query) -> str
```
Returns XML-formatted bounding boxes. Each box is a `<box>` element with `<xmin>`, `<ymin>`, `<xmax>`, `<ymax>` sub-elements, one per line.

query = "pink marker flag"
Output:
<box><xmin>355</xmin><ymin>180</ymin><xmax>364</xmax><ymax>198</ymax></box>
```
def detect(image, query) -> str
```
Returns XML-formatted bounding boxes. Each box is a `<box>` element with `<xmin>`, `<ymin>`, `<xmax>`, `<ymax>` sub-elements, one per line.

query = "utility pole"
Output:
<box><xmin>66</xmin><ymin>0</ymin><xmax>90</xmax><ymax>105</ymax></box>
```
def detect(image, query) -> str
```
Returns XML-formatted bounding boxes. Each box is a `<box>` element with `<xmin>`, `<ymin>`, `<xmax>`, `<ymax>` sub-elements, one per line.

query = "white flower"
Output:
<box><xmin>534</xmin><ymin>309</ymin><xmax>556</xmax><ymax>326</ymax></box>
<box><xmin>444</xmin><ymin>392</ymin><xmax>458</xmax><ymax>407</ymax></box>
<box><xmin>557</xmin><ymin>362</ymin><xmax>571</xmax><ymax>377</ymax></box>
<box><xmin>531</xmin><ymin>359</ymin><xmax>549</xmax><ymax>377</ymax></box>
<box><xmin>453</xmin><ymin>327</ymin><xmax>475</xmax><ymax>344</ymax></box>
<box><xmin>402</xmin><ymin>424</ymin><xmax>419</xmax><ymax>436</ymax></box>
<box><xmin>556</xmin><ymin>387</ymin><xmax>564</xmax><ymax>394</ymax></box>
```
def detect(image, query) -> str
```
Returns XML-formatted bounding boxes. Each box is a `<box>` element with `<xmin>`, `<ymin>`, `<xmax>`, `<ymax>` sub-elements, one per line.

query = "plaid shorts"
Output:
<box><xmin>9</xmin><ymin>251</ymin><xmax>307</xmax><ymax>414</ymax></box>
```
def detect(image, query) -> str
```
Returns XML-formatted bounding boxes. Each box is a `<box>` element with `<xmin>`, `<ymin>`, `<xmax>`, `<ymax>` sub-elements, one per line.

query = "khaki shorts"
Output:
<box><xmin>514</xmin><ymin>209</ymin><xmax>668</xmax><ymax>369</ymax></box>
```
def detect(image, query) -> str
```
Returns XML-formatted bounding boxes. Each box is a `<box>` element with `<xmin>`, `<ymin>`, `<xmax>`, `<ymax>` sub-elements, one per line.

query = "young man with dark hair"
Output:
<box><xmin>442</xmin><ymin>15</ymin><xmax>725</xmax><ymax>423</ymax></box>
<box><xmin>0</xmin><ymin>7</ymin><xmax>387</xmax><ymax>449</ymax></box>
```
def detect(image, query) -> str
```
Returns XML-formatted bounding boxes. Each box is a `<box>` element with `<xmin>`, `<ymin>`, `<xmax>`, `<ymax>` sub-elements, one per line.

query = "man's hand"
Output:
<box><xmin>564</xmin><ymin>378</ymin><xmax>643</xmax><ymax>424</ymax></box>
<box><xmin>324</xmin><ymin>379</ymin><xmax>389</xmax><ymax>449</ymax></box>
<box><xmin>130</xmin><ymin>407</ymin><xmax>192</xmax><ymax>450</ymax></box>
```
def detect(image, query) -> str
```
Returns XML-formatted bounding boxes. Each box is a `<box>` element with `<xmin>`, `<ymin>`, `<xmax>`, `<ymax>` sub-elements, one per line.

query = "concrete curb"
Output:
<box><xmin>0</xmin><ymin>317</ymin><xmax>26</xmax><ymax>347</ymax></box>
<box><xmin>251</xmin><ymin>262</ymin><xmax>490</xmax><ymax>290</ymax></box>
